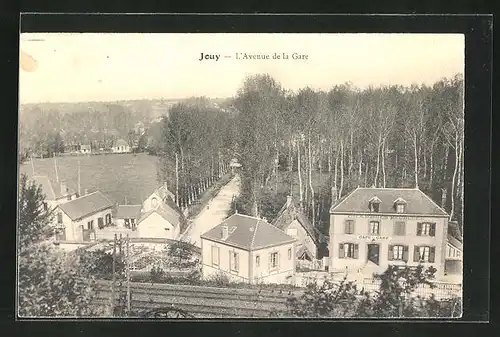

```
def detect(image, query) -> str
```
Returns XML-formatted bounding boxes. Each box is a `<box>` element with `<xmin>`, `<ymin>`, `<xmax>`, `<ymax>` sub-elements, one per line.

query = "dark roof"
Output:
<box><xmin>114</xmin><ymin>139</ymin><xmax>129</xmax><ymax>147</ymax></box>
<box><xmin>116</xmin><ymin>205</ymin><xmax>142</xmax><ymax>219</ymax></box>
<box><xmin>201</xmin><ymin>213</ymin><xmax>296</xmax><ymax>251</ymax></box>
<box><xmin>272</xmin><ymin>196</ymin><xmax>319</xmax><ymax>244</ymax></box>
<box><xmin>447</xmin><ymin>234</ymin><xmax>463</xmax><ymax>251</ymax></box>
<box><xmin>29</xmin><ymin>175</ymin><xmax>76</xmax><ymax>200</ymax></box>
<box><xmin>330</xmin><ymin>188</ymin><xmax>448</xmax><ymax>216</ymax></box>
<box><xmin>58</xmin><ymin>191</ymin><xmax>114</xmax><ymax>220</ymax></box>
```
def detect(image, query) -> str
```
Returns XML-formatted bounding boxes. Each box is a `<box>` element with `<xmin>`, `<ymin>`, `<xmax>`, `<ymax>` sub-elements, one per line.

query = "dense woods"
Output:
<box><xmin>230</xmin><ymin>74</ymin><xmax>464</xmax><ymax>236</ymax></box>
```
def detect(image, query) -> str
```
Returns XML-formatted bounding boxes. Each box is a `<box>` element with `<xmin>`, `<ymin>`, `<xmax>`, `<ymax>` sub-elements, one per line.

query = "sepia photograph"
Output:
<box><xmin>17</xmin><ymin>32</ymin><xmax>464</xmax><ymax>319</ymax></box>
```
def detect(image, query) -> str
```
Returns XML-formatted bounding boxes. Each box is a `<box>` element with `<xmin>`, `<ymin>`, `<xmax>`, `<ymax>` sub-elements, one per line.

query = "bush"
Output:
<box><xmin>150</xmin><ymin>266</ymin><xmax>165</xmax><ymax>283</ymax></box>
<box><xmin>206</xmin><ymin>271</ymin><xmax>231</xmax><ymax>287</ymax></box>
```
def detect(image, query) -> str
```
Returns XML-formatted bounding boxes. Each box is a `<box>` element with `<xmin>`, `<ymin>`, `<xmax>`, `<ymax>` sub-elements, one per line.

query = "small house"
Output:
<box><xmin>136</xmin><ymin>201</ymin><xmax>182</xmax><ymax>240</ymax></box>
<box><xmin>201</xmin><ymin>213</ymin><xmax>297</xmax><ymax>285</ymax></box>
<box><xmin>28</xmin><ymin>176</ymin><xmax>78</xmax><ymax>211</ymax></box>
<box><xmin>80</xmin><ymin>144</ymin><xmax>91</xmax><ymax>154</ymax></box>
<box><xmin>143</xmin><ymin>182</ymin><xmax>175</xmax><ymax>211</ymax></box>
<box><xmin>112</xmin><ymin>139</ymin><xmax>131</xmax><ymax>153</ymax></box>
<box><xmin>115</xmin><ymin>204</ymin><xmax>142</xmax><ymax>230</ymax></box>
<box><xmin>55</xmin><ymin>191</ymin><xmax>114</xmax><ymax>242</ymax></box>
<box><xmin>444</xmin><ymin>233</ymin><xmax>462</xmax><ymax>276</ymax></box>
<box><xmin>272</xmin><ymin>195</ymin><xmax>319</xmax><ymax>260</ymax></box>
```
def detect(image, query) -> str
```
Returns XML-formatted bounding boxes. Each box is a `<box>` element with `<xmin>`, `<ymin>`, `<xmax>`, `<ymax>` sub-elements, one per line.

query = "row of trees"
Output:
<box><xmin>233</xmin><ymin>74</ymin><xmax>464</xmax><ymax>233</ymax></box>
<box><xmin>156</xmin><ymin>98</ymin><xmax>236</xmax><ymax>208</ymax></box>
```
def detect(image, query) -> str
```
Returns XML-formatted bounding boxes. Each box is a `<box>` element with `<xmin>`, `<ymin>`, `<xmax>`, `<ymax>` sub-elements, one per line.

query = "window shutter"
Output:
<box><xmin>235</xmin><ymin>254</ymin><xmax>239</xmax><ymax>271</ymax></box>
<box><xmin>403</xmin><ymin>246</ymin><xmax>409</xmax><ymax>262</ymax></box>
<box><xmin>429</xmin><ymin>223</ymin><xmax>436</xmax><ymax>237</ymax></box>
<box><xmin>388</xmin><ymin>245</ymin><xmax>394</xmax><ymax>261</ymax></box>
<box><xmin>344</xmin><ymin>221</ymin><xmax>349</xmax><ymax>234</ymax></box>
<box><xmin>339</xmin><ymin>244</ymin><xmax>345</xmax><ymax>258</ymax></box>
<box><xmin>429</xmin><ymin>247</ymin><xmax>436</xmax><ymax>263</ymax></box>
<box><xmin>416</xmin><ymin>223</ymin><xmax>422</xmax><ymax>236</ymax></box>
<box><xmin>413</xmin><ymin>246</ymin><xmax>420</xmax><ymax>262</ymax></box>
<box><xmin>351</xmin><ymin>220</ymin><xmax>355</xmax><ymax>234</ymax></box>
<box><xmin>229</xmin><ymin>251</ymin><xmax>232</xmax><ymax>269</ymax></box>
<box><xmin>268</xmin><ymin>253</ymin><xmax>272</xmax><ymax>269</ymax></box>
<box><xmin>354</xmin><ymin>244</ymin><xmax>359</xmax><ymax>259</ymax></box>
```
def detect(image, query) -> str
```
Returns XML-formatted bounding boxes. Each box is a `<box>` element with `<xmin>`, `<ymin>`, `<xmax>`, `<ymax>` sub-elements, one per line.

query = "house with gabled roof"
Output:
<box><xmin>135</xmin><ymin>200</ymin><xmax>183</xmax><ymax>240</ymax></box>
<box><xmin>55</xmin><ymin>191</ymin><xmax>114</xmax><ymax>242</ymax></box>
<box><xmin>201</xmin><ymin>213</ymin><xmax>297</xmax><ymax>285</ymax></box>
<box><xmin>28</xmin><ymin>176</ymin><xmax>78</xmax><ymax>210</ymax></box>
<box><xmin>115</xmin><ymin>204</ymin><xmax>142</xmax><ymax>230</ymax></box>
<box><xmin>272</xmin><ymin>195</ymin><xmax>319</xmax><ymax>261</ymax></box>
<box><xmin>329</xmin><ymin>187</ymin><xmax>450</xmax><ymax>279</ymax></box>
<box><xmin>112</xmin><ymin>139</ymin><xmax>131</xmax><ymax>153</ymax></box>
<box><xmin>143</xmin><ymin>182</ymin><xmax>175</xmax><ymax>212</ymax></box>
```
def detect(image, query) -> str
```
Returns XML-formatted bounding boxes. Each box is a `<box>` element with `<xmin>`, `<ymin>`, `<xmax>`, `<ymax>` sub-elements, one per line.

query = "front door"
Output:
<box><xmin>367</xmin><ymin>244</ymin><xmax>380</xmax><ymax>265</ymax></box>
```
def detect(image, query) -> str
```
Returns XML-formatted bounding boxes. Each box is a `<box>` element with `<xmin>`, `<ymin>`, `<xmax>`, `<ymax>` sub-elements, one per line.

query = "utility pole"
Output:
<box><xmin>126</xmin><ymin>234</ymin><xmax>131</xmax><ymax>315</ymax></box>
<box><xmin>111</xmin><ymin>233</ymin><xmax>117</xmax><ymax>316</ymax></box>
<box><xmin>77</xmin><ymin>159</ymin><xmax>81</xmax><ymax>196</ymax></box>
<box><xmin>175</xmin><ymin>152</ymin><xmax>179</xmax><ymax>207</ymax></box>
<box><xmin>31</xmin><ymin>155</ymin><xmax>35</xmax><ymax>176</ymax></box>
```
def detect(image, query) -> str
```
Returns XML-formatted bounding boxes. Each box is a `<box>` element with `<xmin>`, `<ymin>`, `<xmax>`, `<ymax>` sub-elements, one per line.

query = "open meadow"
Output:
<box><xmin>19</xmin><ymin>153</ymin><xmax>160</xmax><ymax>205</ymax></box>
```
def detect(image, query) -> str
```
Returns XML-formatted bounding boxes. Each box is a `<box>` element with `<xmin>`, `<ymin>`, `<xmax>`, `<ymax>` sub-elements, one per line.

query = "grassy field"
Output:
<box><xmin>19</xmin><ymin>153</ymin><xmax>160</xmax><ymax>205</ymax></box>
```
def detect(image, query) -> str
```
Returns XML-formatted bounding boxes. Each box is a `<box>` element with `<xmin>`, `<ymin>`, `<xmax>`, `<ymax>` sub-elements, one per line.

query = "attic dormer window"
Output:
<box><xmin>394</xmin><ymin>197</ymin><xmax>407</xmax><ymax>213</ymax></box>
<box><xmin>369</xmin><ymin>196</ymin><xmax>381</xmax><ymax>213</ymax></box>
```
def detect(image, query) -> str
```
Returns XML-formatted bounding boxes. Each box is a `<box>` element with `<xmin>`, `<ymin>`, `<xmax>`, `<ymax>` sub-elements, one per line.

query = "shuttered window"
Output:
<box><xmin>344</xmin><ymin>220</ymin><xmax>355</xmax><ymax>234</ymax></box>
<box><xmin>394</xmin><ymin>221</ymin><xmax>406</xmax><ymax>236</ymax></box>
<box><xmin>269</xmin><ymin>252</ymin><xmax>279</xmax><ymax>269</ymax></box>
<box><xmin>105</xmin><ymin>213</ymin><xmax>112</xmax><ymax>225</ymax></box>
<box><xmin>255</xmin><ymin>255</ymin><xmax>260</xmax><ymax>267</ymax></box>
<box><xmin>339</xmin><ymin>243</ymin><xmax>358</xmax><ymax>259</ymax></box>
<box><xmin>417</xmin><ymin>222</ymin><xmax>436</xmax><ymax>236</ymax></box>
<box><xmin>414</xmin><ymin>246</ymin><xmax>435</xmax><ymax>263</ymax></box>
<box><xmin>388</xmin><ymin>245</ymin><xmax>408</xmax><ymax>261</ymax></box>
<box><xmin>98</xmin><ymin>217</ymin><xmax>104</xmax><ymax>229</ymax></box>
<box><xmin>230</xmin><ymin>252</ymin><xmax>239</xmax><ymax>272</ymax></box>
<box><xmin>57</xmin><ymin>212</ymin><xmax>63</xmax><ymax>224</ymax></box>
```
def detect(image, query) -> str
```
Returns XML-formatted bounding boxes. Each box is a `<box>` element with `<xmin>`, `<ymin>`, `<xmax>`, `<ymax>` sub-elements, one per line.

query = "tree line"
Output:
<box><xmin>231</xmin><ymin>74</ymin><xmax>464</xmax><ymax>234</ymax></box>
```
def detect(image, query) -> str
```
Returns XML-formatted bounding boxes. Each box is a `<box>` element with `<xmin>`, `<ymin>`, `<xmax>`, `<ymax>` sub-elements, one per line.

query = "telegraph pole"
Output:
<box><xmin>126</xmin><ymin>234</ymin><xmax>131</xmax><ymax>315</ymax></box>
<box><xmin>54</xmin><ymin>153</ymin><xmax>59</xmax><ymax>182</ymax></box>
<box><xmin>111</xmin><ymin>233</ymin><xmax>117</xmax><ymax>316</ymax></box>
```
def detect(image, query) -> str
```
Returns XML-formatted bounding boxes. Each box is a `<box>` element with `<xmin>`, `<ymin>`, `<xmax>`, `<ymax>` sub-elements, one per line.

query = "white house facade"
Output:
<box><xmin>201</xmin><ymin>213</ymin><xmax>297</xmax><ymax>285</ymax></box>
<box><xmin>112</xmin><ymin>139</ymin><xmax>131</xmax><ymax>153</ymax></box>
<box><xmin>329</xmin><ymin>188</ymin><xmax>450</xmax><ymax>279</ymax></box>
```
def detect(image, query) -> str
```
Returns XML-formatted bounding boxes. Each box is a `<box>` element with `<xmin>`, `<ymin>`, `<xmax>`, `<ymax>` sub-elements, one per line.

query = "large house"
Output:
<box><xmin>272</xmin><ymin>195</ymin><xmax>319</xmax><ymax>260</ymax></box>
<box><xmin>55</xmin><ymin>191</ymin><xmax>114</xmax><ymax>242</ymax></box>
<box><xmin>112</xmin><ymin>139</ymin><xmax>131</xmax><ymax>153</ymax></box>
<box><xmin>329</xmin><ymin>187</ymin><xmax>450</xmax><ymax>278</ymax></box>
<box><xmin>201</xmin><ymin>213</ymin><xmax>297</xmax><ymax>285</ymax></box>
<box><xmin>28</xmin><ymin>176</ymin><xmax>78</xmax><ymax>211</ymax></box>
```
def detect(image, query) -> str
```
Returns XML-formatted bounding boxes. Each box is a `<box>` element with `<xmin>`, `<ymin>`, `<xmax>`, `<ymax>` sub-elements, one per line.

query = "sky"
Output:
<box><xmin>19</xmin><ymin>33</ymin><xmax>464</xmax><ymax>104</ymax></box>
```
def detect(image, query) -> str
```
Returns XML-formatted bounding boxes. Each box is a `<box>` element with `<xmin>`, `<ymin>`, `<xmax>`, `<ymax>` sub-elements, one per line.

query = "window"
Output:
<box><xmin>288</xmin><ymin>248</ymin><xmax>292</xmax><ymax>260</ymax></box>
<box><xmin>125</xmin><ymin>219</ymin><xmax>130</xmax><ymax>228</ymax></box>
<box><xmin>105</xmin><ymin>213</ymin><xmax>112</xmax><ymax>225</ymax></box>
<box><xmin>369</xmin><ymin>221</ymin><xmax>380</xmax><ymax>235</ymax></box>
<box><xmin>389</xmin><ymin>245</ymin><xmax>408</xmax><ymax>261</ymax></box>
<box><xmin>394</xmin><ymin>221</ymin><xmax>406</xmax><ymax>236</ymax></box>
<box><xmin>339</xmin><ymin>243</ymin><xmax>359</xmax><ymax>259</ymax></box>
<box><xmin>414</xmin><ymin>246</ymin><xmax>435</xmax><ymax>263</ymax></box>
<box><xmin>67</xmin><ymin>195</ymin><xmax>72</xmax><ymax>201</ymax></box>
<box><xmin>151</xmin><ymin>197</ymin><xmax>158</xmax><ymax>207</ymax></box>
<box><xmin>230</xmin><ymin>252</ymin><xmax>239</xmax><ymax>272</ymax></box>
<box><xmin>270</xmin><ymin>252</ymin><xmax>279</xmax><ymax>269</ymax></box>
<box><xmin>370</xmin><ymin>202</ymin><xmax>380</xmax><ymax>212</ymax></box>
<box><xmin>255</xmin><ymin>255</ymin><xmax>260</xmax><ymax>267</ymax></box>
<box><xmin>417</xmin><ymin>222</ymin><xmax>435</xmax><ymax>236</ymax></box>
<box><xmin>457</xmin><ymin>250</ymin><xmax>461</xmax><ymax>258</ymax></box>
<box><xmin>344</xmin><ymin>220</ymin><xmax>355</xmax><ymax>234</ymax></box>
<box><xmin>98</xmin><ymin>217</ymin><xmax>104</xmax><ymax>229</ymax></box>
<box><xmin>57</xmin><ymin>212</ymin><xmax>63</xmax><ymax>224</ymax></box>
<box><xmin>396</xmin><ymin>204</ymin><xmax>405</xmax><ymax>213</ymax></box>
<box><xmin>87</xmin><ymin>220</ymin><xmax>94</xmax><ymax>230</ymax></box>
<box><xmin>211</xmin><ymin>246</ymin><xmax>219</xmax><ymax>266</ymax></box>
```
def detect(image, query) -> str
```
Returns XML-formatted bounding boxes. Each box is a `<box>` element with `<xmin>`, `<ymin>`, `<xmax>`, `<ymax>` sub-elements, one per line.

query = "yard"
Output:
<box><xmin>20</xmin><ymin>153</ymin><xmax>160</xmax><ymax>205</ymax></box>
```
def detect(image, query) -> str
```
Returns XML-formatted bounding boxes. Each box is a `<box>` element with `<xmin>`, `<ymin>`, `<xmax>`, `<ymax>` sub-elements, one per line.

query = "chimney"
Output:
<box><xmin>60</xmin><ymin>182</ymin><xmax>67</xmax><ymax>195</ymax></box>
<box><xmin>441</xmin><ymin>188</ymin><xmax>447</xmax><ymax>208</ymax></box>
<box><xmin>286</xmin><ymin>195</ymin><xmax>293</xmax><ymax>207</ymax></box>
<box><xmin>221</xmin><ymin>225</ymin><xmax>229</xmax><ymax>240</ymax></box>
